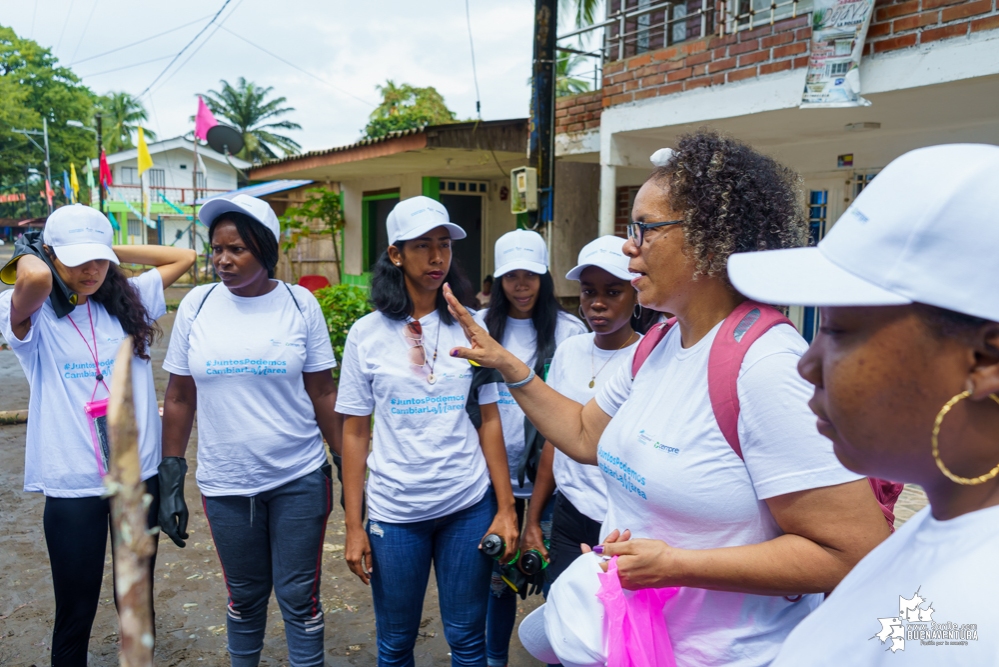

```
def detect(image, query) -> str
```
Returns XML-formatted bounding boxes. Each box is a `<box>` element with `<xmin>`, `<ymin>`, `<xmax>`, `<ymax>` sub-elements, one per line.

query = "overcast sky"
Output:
<box><xmin>4</xmin><ymin>0</ymin><xmax>604</xmax><ymax>155</ymax></box>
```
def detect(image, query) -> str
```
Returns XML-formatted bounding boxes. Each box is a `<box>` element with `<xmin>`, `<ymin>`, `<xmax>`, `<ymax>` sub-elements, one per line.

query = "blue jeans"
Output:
<box><xmin>202</xmin><ymin>466</ymin><xmax>332</xmax><ymax>667</ymax></box>
<box><xmin>486</xmin><ymin>496</ymin><xmax>553</xmax><ymax>667</ymax></box>
<box><xmin>367</xmin><ymin>492</ymin><xmax>494</xmax><ymax>667</ymax></box>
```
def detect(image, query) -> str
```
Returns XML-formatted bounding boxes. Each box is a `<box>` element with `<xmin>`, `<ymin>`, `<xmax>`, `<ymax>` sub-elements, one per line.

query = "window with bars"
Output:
<box><xmin>614</xmin><ymin>185</ymin><xmax>642</xmax><ymax>237</ymax></box>
<box><xmin>730</xmin><ymin>0</ymin><xmax>811</xmax><ymax>31</ymax></box>
<box><xmin>801</xmin><ymin>189</ymin><xmax>829</xmax><ymax>343</ymax></box>
<box><xmin>148</xmin><ymin>169</ymin><xmax>166</xmax><ymax>188</ymax></box>
<box><xmin>120</xmin><ymin>167</ymin><xmax>138</xmax><ymax>185</ymax></box>
<box><xmin>440</xmin><ymin>180</ymin><xmax>488</xmax><ymax>194</ymax></box>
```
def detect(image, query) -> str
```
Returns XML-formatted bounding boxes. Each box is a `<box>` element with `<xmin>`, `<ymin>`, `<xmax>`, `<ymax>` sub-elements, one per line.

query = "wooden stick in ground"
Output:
<box><xmin>106</xmin><ymin>337</ymin><xmax>156</xmax><ymax>667</ymax></box>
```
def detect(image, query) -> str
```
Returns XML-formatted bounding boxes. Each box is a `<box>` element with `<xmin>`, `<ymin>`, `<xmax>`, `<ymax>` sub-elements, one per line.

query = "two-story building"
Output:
<box><xmin>555</xmin><ymin>0</ymin><xmax>999</xmax><ymax>337</ymax></box>
<box><xmin>91</xmin><ymin>137</ymin><xmax>250</xmax><ymax>249</ymax></box>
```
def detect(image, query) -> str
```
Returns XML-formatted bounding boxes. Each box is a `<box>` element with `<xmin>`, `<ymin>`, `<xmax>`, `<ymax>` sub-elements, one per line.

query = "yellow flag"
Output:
<box><xmin>137</xmin><ymin>127</ymin><xmax>153</xmax><ymax>176</ymax></box>
<box><xmin>70</xmin><ymin>163</ymin><xmax>80</xmax><ymax>198</ymax></box>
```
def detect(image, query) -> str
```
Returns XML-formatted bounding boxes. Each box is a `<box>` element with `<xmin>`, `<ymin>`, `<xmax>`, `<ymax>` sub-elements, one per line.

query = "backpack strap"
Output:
<box><xmin>631</xmin><ymin>317</ymin><xmax>677</xmax><ymax>379</ymax></box>
<box><xmin>193</xmin><ymin>283</ymin><xmax>220</xmax><ymax>320</ymax></box>
<box><xmin>283</xmin><ymin>281</ymin><xmax>304</xmax><ymax>315</ymax></box>
<box><xmin>707</xmin><ymin>301</ymin><xmax>793</xmax><ymax>460</ymax></box>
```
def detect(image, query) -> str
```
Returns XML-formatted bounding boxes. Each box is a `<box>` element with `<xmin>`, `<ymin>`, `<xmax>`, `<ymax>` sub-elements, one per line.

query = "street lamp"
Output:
<box><xmin>66</xmin><ymin>116</ymin><xmax>104</xmax><ymax>216</ymax></box>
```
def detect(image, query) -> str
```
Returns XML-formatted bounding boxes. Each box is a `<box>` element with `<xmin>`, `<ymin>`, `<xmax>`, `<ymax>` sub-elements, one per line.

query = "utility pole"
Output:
<box><xmin>528</xmin><ymin>0</ymin><xmax>557</xmax><ymax>238</ymax></box>
<box><xmin>42</xmin><ymin>117</ymin><xmax>52</xmax><ymax>214</ymax></box>
<box><xmin>96</xmin><ymin>113</ymin><xmax>105</xmax><ymax>218</ymax></box>
<box><xmin>13</xmin><ymin>119</ymin><xmax>54</xmax><ymax>214</ymax></box>
<box><xmin>191</xmin><ymin>136</ymin><xmax>200</xmax><ymax>285</ymax></box>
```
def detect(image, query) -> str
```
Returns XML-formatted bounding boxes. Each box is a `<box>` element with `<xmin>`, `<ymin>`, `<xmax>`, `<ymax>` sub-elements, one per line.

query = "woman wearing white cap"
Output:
<box><xmin>474</xmin><ymin>228</ymin><xmax>586</xmax><ymax>667</ymax></box>
<box><xmin>728</xmin><ymin>145</ymin><xmax>999</xmax><ymax>665</ymax></box>
<box><xmin>444</xmin><ymin>131</ymin><xmax>889</xmax><ymax>667</ymax></box>
<box><xmin>520</xmin><ymin>235</ymin><xmax>642</xmax><ymax>583</ymax></box>
<box><xmin>160</xmin><ymin>194</ymin><xmax>341</xmax><ymax>667</ymax></box>
<box><xmin>336</xmin><ymin>196</ymin><xmax>519</xmax><ymax>667</ymax></box>
<box><xmin>0</xmin><ymin>203</ymin><xmax>194</xmax><ymax>666</ymax></box>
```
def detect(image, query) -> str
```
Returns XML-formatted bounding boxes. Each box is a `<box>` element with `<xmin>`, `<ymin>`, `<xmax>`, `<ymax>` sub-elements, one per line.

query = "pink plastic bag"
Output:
<box><xmin>596</xmin><ymin>556</ymin><xmax>679</xmax><ymax>667</ymax></box>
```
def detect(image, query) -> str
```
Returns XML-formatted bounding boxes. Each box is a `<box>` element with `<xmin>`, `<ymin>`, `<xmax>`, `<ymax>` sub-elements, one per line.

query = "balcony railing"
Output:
<box><xmin>557</xmin><ymin>0</ymin><xmax>807</xmax><ymax>66</ymax></box>
<box><xmin>91</xmin><ymin>184</ymin><xmax>230</xmax><ymax>207</ymax></box>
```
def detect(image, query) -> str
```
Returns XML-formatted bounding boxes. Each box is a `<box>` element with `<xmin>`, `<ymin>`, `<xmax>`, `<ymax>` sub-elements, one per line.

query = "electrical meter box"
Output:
<box><xmin>510</xmin><ymin>167</ymin><xmax>538</xmax><ymax>214</ymax></box>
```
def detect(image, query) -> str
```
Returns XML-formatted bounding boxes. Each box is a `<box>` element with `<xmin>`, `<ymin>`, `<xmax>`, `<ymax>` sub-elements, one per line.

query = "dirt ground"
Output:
<box><xmin>0</xmin><ymin>290</ymin><xmax>544</xmax><ymax>667</ymax></box>
<box><xmin>0</xmin><ymin>276</ymin><xmax>929</xmax><ymax>667</ymax></box>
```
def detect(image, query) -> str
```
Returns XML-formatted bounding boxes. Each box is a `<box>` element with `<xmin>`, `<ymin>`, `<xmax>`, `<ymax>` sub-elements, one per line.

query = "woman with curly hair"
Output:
<box><xmin>0</xmin><ymin>204</ymin><xmax>194</xmax><ymax>666</ymax></box>
<box><xmin>443</xmin><ymin>130</ymin><xmax>890</xmax><ymax>666</ymax></box>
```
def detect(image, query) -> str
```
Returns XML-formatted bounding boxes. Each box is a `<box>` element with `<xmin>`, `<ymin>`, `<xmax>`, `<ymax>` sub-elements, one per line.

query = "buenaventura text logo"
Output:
<box><xmin>872</xmin><ymin>588</ymin><xmax>979</xmax><ymax>653</ymax></box>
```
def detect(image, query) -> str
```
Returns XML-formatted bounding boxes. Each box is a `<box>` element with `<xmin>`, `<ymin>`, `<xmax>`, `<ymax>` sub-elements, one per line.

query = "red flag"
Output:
<box><xmin>195</xmin><ymin>96</ymin><xmax>218</xmax><ymax>141</ymax></box>
<box><xmin>44</xmin><ymin>180</ymin><xmax>54</xmax><ymax>208</ymax></box>
<box><xmin>99</xmin><ymin>149</ymin><xmax>113</xmax><ymax>188</ymax></box>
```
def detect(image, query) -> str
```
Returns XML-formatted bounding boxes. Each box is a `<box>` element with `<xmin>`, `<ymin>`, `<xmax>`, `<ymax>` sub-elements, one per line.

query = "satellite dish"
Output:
<box><xmin>206</xmin><ymin>124</ymin><xmax>244</xmax><ymax>157</ymax></box>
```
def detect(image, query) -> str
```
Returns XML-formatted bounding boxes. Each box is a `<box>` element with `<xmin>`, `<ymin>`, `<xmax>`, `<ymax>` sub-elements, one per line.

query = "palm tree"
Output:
<box><xmin>556</xmin><ymin>53</ymin><xmax>594</xmax><ymax>96</ymax></box>
<box><xmin>201</xmin><ymin>78</ymin><xmax>301</xmax><ymax>163</ymax></box>
<box><xmin>99</xmin><ymin>92</ymin><xmax>156</xmax><ymax>154</ymax></box>
<box><xmin>561</xmin><ymin>0</ymin><xmax>601</xmax><ymax>28</ymax></box>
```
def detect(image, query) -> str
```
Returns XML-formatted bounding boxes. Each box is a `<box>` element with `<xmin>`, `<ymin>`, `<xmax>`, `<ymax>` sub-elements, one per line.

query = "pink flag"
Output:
<box><xmin>195</xmin><ymin>96</ymin><xmax>218</xmax><ymax>140</ymax></box>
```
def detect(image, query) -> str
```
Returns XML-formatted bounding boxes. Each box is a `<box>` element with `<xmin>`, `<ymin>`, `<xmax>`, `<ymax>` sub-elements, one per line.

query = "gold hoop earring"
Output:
<box><xmin>578</xmin><ymin>305</ymin><xmax>585</xmax><ymax>320</ymax></box>
<box><xmin>931</xmin><ymin>390</ymin><xmax>999</xmax><ymax>485</ymax></box>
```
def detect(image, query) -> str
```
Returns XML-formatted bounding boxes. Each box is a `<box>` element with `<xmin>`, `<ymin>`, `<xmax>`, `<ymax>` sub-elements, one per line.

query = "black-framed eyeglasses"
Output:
<box><xmin>627</xmin><ymin>220</ymin><xmax>683</xmax><ymax>247</ymax></box>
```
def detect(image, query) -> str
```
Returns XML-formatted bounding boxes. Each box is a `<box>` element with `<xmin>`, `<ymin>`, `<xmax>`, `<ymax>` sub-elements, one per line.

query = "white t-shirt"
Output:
<box><xmin>335</xmin><ymin>310</ymin><xmax>500</xmax><ymax>523</ymax></box>
<box><xmin>473</xmin><ymin>309</ymin><xmax>587</xmax><ymax>498</ymax></box>
<box><xmin>547</xmin><ymin>331</ymin><xmax>639</xmax><ymax>522</ymax></box>
<box><xmin>594</xmin><ymin>321</ymin><xmax>862</xmax><ymax>667</ymax></box>
<box><xmin>163</xmin><ymin>281</ymin><xmax>336</xmax><ymax>497</ymax></box>
<box><xmin>0</xmin><ymin>269</ymin><xmax>166</xmax><ymax>498</ymax></box>
<box><xmin>773</xmin><ymin>504</ymin><xmax>999</xmax><ymax>666</ymax></box>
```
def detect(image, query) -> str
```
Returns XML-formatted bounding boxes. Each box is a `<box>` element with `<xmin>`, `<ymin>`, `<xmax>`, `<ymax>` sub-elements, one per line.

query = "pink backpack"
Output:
<box><xmin>631</xmin><ymin>301</ymin><xmax>904</xmax><ymax>531</ymax></box>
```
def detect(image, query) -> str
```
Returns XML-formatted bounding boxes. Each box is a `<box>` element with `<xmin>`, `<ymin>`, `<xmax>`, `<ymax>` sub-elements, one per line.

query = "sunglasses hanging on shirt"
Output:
<box><xmin>404</xmin><ymin>319</ymin><xmax>442</xmax><ymax>385</ymax></box>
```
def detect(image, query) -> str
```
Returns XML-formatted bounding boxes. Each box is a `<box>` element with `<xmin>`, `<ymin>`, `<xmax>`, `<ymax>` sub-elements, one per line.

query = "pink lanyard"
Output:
<box><xmin>67</xmin><ymin>300</ymin><xmax>110</xmax><ymax>401</ymax></box>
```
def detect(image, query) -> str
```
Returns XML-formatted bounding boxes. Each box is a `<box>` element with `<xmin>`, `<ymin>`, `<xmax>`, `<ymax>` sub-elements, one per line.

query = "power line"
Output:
<box><xmin>138</xmin><ymin>0</ymin><xmax>234</xmax><ymax>98</ymax></box>
<box><xmin>69</xmin><ymin>0</ymin><xmax>100</xmax><ymax>64</ymax></box>
<box><xmin>79</xmin><ymin>54</ymin><xmax>176</xmax><ymax>79</ymax></box>
<box><xmin>55</xmin><ymin>0</ymin><xmax>77</xmax><ymax>53</ymax></box>
<box><xmin>151</xmin><ymin>0</ymin><xmax>245</xmax><ymax>95</ymax></box>
<box><xmin>219</xmin><ymin>26</ymin><xmax>377</xmax><ymax>108</ymax></box>
<box><xmin>70</xmin><ymin>13</ymin><xmax>214</xmax><ymax>65</ymax></box>
<box><xmin>465</xmin><ymin>0</ymin><xmax>483</xmax><ymax>119</ymax></box>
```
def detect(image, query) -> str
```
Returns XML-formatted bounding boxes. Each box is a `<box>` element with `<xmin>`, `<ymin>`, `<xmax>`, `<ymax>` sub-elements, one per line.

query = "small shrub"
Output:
<box><xmin>314</xmin><ymin>284</ymin><xmax>372</xmax><ymax>382</ymax></box>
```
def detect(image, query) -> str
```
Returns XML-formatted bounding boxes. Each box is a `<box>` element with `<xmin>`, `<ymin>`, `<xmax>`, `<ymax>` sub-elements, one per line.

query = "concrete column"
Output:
<box><xmin>599</xmin><ymin>162</ymin><xmax>617</xmax><ymax>237</ymax></box>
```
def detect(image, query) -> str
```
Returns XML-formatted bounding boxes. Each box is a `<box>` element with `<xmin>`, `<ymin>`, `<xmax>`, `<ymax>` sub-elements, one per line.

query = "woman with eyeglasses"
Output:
<box><xmin>473</xmin><ymin>228</ymin><xmax>586</xmax><ymax>667</ymax></box>
<box><xmin>444</xmin><ymin>131</ymin><xmax>890</xmax><ymax>667</ymax></box>
<box><xmin>519</xmin><ymin>235</ymin><xmax>644</xmax><ymax>585</ymax></box>
<box><xmin>337</xmin><ymin>196</ymin><xmax>520</xmax><ymax>667</ymax></box>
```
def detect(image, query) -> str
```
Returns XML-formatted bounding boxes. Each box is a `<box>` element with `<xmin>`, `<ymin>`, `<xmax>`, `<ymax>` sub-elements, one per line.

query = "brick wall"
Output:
<box><xmin>554</xmin><ymin>0</ymin><xmax>999</xmax><ymax>131</ymax></box>
<box><xmin>555</xmin><ymin>90</ymin><xmax>603</xmax><ymax>134</ymax></box>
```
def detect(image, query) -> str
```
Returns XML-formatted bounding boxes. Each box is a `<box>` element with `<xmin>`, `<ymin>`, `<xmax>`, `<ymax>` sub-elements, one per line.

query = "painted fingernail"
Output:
<box><xmin>451</xmin><ymin>350</ymin><xmax>459</xmax><ymax>357</ymax></box>
<box><xmin>593</xmin><ymin>545</ymin><xmax>604</xmax><ymax>554</ymax></box>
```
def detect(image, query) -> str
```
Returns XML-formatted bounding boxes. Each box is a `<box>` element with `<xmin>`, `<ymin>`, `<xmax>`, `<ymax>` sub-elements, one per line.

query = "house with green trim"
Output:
<box><xmin>89</xmin><ymin>137</ymin><xmax>250</xmax><ymax>249</ymax></box>
<box><xmin>249</xmin><ymin>119</ymin><xmax>601</xmax><ymax>298</ymax></box>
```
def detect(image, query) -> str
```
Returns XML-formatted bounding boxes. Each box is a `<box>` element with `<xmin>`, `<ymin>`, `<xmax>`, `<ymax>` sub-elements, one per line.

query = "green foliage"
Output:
<box><xmin>560</xmin><ymin>0</ymin><xmax>601</xmax><ymax>28</ymax></box>
<box><xmin>530</xmin><ymin>52</ymin><xmax>594</xmax><ymax>97</ymax></box>
<box><xmin>0</xmin><ymin>25</ymin><xmax>98</xmax><ymax>211</ymax></box>
<box><xmin>280</xmin><ymin>187</ymin><xmax>345</xmax><ymax>281</ymax></box>
<box><xmin>201</xmin><ymin>77</ymin><xmax>302</xmax><ymax>163</ymax></box>
<box><xmin>364</xmin><ymin>80</ymin><xmax>458</xmax><ymax>139</ymax></box>
<box><xmin>98</xmin><ymin>91</ymin><xmax>155</xmax><ymax>153</ymax></box>
<box><xmin>313</xmin><ymin>284</ymin><xmax>372</xmax><ymax>382</ymax></box>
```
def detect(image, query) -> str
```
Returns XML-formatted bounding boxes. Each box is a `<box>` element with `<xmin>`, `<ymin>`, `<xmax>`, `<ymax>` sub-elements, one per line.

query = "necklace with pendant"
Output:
<box><xmin>426</xmin><ymin>317</ymin><xmax>442</xmax><ymax>385</ymax></box>
<box><xmin>589</xmin><ymin>332</ymin><xmax>636</xmax><ymax>388</ymax></box>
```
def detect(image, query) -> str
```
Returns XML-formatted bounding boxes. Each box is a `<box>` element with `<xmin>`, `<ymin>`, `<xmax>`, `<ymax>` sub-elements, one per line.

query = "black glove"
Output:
<box><xmin>157</xmin><ymin>457</ymin><xmax>189</xmax><ymax>548</ymax></box>
<box><xmin>0</xmin><ymin>230</ymin><xmax>78</xmax><ymax>318</ymax></box>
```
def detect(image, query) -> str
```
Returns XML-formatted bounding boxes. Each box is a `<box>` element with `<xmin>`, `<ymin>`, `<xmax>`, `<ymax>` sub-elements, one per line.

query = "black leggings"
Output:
<box><xmin>42</xmin><ymin>475</ymin><xmax>160</xmax><ymax>667</ymax></box>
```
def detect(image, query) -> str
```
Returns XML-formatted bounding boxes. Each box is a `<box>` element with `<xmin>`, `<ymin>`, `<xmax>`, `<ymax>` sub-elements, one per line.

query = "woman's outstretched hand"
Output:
<box><xmin>443</xmin><ymin>283</ymin><xmax>524</xmax><ymax>380</ymax></box>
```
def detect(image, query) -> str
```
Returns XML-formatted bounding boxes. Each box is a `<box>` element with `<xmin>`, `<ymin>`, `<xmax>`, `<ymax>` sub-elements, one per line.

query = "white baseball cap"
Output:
<box><xmin>386</xmin><ymin>196</ymin><xmax>466</xmax><ymax>246</ymax></box>
<box><xmin>518</xmin><ymin>552</ymin><xmax>607</xmax><ymax>667</ymax></box>
<box><xmin>43</xmin><ymin>204</ymin><xmax>119</xmax><ymax>267</ymax></box>
<box><xmin>566</xmin><ymin>235</ymin><xmax>635</xmax><ymax>282</ymax></box>
<box><xmin>728</xmin><ymin>144</ymin><xmax>999</xmax><ymax>322</ymax></box>
<box><xmin>493</xmin><ymin>229</ymin><xmax>548</xmax><ymax>277</ymax></box>
<box><xmin>199</xmin><ymin>194</ymin><xmax>281</xmax><ymax>241</ymax></box>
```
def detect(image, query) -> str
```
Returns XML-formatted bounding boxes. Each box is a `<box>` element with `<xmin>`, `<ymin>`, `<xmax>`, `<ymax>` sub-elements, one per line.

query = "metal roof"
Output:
<box><xmin>195</xmin><ymin>179</ymin><xmax>313</xmax><ymax>204</ymax></box>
